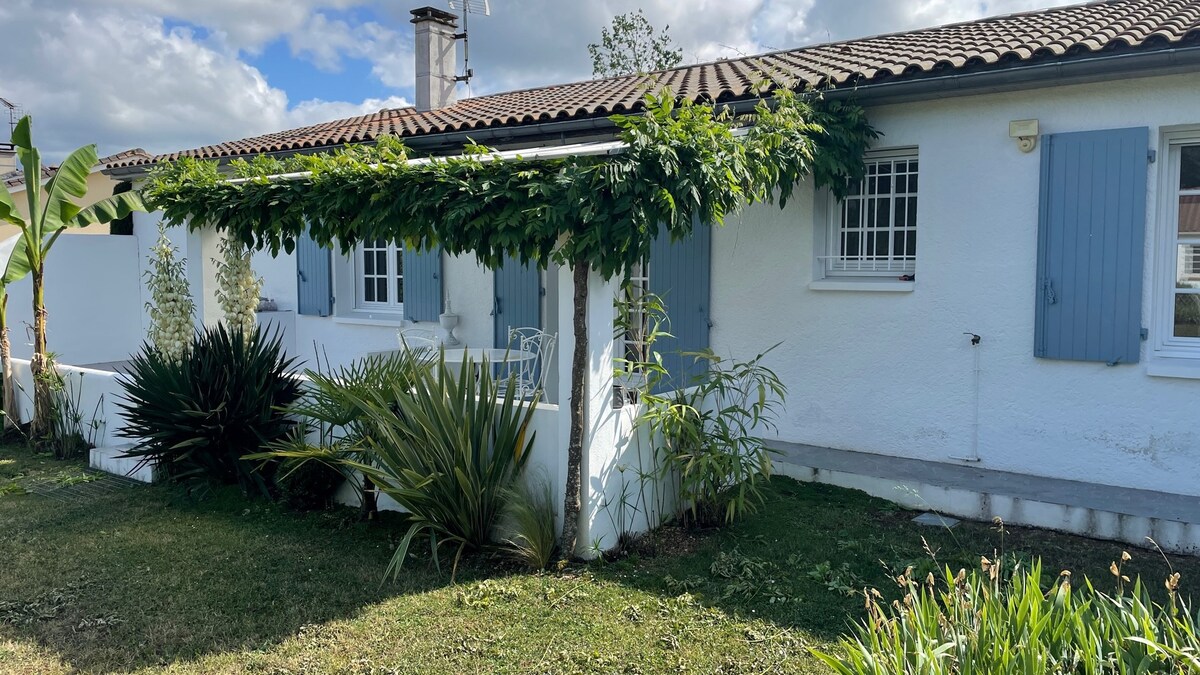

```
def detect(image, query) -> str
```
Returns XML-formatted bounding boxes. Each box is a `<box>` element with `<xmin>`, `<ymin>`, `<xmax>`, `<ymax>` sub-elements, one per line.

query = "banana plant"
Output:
<box><xmin>0</xmin><ymin>116</ymin><xmax>146</xmax><ymax>439</ymax></box>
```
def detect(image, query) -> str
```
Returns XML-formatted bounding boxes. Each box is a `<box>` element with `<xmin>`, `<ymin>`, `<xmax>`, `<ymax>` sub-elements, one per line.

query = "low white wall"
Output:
<box><xmin>5</xmin><ymin>234</ymin><xmax>144</xmax><ymax>366</ymax></box>
<box><xmin>9</xmin><ymin>358</ymin><xmax>130</xmax><ymax>447</ymax></box>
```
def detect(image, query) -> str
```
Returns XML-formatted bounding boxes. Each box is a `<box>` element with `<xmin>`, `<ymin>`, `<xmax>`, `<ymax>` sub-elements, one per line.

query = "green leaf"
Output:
<box><xmin>0</xmin><ymin>184</ymin><xmax>23</xmax><ymax>228</ymax></box>
<box><xmin>40</xmin><ymin>143</ymin><xmax>98</xmax><ymax>233</ymax></box>
<box><xmin>68</xmin><ymin>189</ymin><xmax>146</xmax><ymax>229</ymax></box>
<box><xmin>1</xmin><ymin>235</ymin><xmax>32</xmax><ymax>286</ymax></box>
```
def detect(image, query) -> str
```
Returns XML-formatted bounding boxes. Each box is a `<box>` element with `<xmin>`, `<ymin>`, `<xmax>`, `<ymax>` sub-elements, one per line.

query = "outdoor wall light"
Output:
<box><xmin>1009</xmin><ymin>119</ymin><xmax>1039</xmax><ymax>153</ymax></box>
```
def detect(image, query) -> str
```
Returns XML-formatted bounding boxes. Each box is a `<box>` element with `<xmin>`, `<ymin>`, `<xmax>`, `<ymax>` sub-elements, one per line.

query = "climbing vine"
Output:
<box><xmin>143</xmin><ymin>90</ymin><xmax>875</xmax><ymax>277</ymax></box>
<box><xmin>143</xmin><ymin>87</ymin><xmax>877</xmax><ymax>553</ymax></box>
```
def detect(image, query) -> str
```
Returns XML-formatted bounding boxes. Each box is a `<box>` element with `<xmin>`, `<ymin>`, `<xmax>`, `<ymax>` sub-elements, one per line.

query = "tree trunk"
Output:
<box><xmin>0</xmin><ymin>293</ymin><xmax>16</xmax><ymax>434</ymax></box>
<box><xmin>560</xmin><ymin>261</ymin><xmax>589</xmax><ymax>555</ymax></box>
<box><xmin>29</xmin><ymin>268</ymin><xmax>51</xmax><ymax>440</ymax></box>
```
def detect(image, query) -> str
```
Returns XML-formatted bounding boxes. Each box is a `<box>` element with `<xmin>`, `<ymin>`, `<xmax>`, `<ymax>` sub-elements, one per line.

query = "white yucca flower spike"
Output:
<box><xmin>214</xmin><ymin>237</ymin><xmax>263</xmax><ymax>336</ymax></box>
<box><xmin>145</xmin><ymin>224</ymin><xmax>196</xmax><ymax>362</ymax></box>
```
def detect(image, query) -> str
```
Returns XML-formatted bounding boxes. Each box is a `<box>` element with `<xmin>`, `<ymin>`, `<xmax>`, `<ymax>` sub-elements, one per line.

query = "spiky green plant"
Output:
<box><xmin>263</xmin><ymin>352</ymin><xmax>539</xmax><ymax>579</ymax></box>
<box><xmin>117</xmin><ymin>324</ymin><xmax>300</xmax><ymax>495</ymax></box>
<box><xmin>812</xmin><ymin>556</ymin><xmax>1200</xmax><ymax>674</ymax></box>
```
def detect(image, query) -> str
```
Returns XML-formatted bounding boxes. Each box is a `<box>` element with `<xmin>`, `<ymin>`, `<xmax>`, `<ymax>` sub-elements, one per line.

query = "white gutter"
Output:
<box><xmin>224</xmin><ymin>139</ymin><xmax>629</xmax><ymax>185</ymax></box>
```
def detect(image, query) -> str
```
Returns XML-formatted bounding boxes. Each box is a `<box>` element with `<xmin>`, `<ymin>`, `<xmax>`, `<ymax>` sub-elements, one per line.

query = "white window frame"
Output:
<box><xmin>620</xmin><ymin>258</ymin><xmax>651</xmax><ymax>367</ymax></box>
<box><xmin>820</xmin><ymin>148</ymin><xmax>921</xmax><ymax>278</ymax></box>
<box><xmin>354</xmin><ymin>239</ymin><xmax>404</xmax><ymax>313</ymax></box>
<box><xmin>1149</xmin><ymin>130</ymin><xmax>1200</xmax><ymax>376</ymax></box>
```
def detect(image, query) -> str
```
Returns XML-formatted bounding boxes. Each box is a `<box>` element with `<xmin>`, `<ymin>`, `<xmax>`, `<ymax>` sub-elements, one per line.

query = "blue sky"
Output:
<box><xmin>0</xmin><ymin>0</ymin><xmax>1070</xmax><ymax>161</ymax></box>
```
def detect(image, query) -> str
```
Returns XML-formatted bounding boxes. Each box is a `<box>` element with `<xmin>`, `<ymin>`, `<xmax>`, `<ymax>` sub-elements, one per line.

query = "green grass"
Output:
<box><xmin>1</xmin><ymin>444</ymin><xmax>1197</xmax><ymax>674</ymax></box>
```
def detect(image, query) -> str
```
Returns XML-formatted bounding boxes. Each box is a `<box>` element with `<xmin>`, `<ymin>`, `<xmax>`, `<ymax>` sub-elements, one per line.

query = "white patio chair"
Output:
<box><xmin>500</xmin><ymin>326</ymin><xmax>557</xmax><ymax>400</ymax></box>
<box><xmin>397</xmin><ymin>327</ymin><xmax>438</xmax><ymax>358</ymax></box>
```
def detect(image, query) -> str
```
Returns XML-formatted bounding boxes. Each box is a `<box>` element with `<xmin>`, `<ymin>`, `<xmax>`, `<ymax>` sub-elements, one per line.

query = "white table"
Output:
<box><xmin>440</xmin><ymin>347</ymin><xmax>537</xmax><ymax>366</ymax></box>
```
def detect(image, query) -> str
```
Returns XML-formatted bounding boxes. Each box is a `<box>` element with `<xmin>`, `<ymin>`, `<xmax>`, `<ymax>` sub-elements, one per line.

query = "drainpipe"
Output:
<box><xmin>950</xmin><ymin>332</ymin><xmax>982</xmax><ymax>463</ymax></box>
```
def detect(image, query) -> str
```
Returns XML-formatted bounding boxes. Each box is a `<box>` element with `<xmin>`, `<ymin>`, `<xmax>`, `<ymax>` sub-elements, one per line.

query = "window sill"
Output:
<box><xmin>808</xmin><ymin>279</ymin><xmax>915</xmax><ymax>293</ymax></box>
<box><xmin>331</xmin><ymin>311</ymin><xmax>406</xmax><ymax>328</ymax></box>
<box><xmin>1146</xmin><ymin>356</ymin><xmax>1200</xmax><ymax>380</ymax></box>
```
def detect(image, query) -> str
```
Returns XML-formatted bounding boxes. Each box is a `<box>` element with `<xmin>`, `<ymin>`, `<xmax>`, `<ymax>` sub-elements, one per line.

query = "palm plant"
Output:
<box><xmin>0</xmin><ymin>116</ymin><xmax>145</xmax><ymax>438</ymax></box>
<box><xmin>263</xmin><ymin>351</ymin><xmax>539</xmax><ymax>580</ymax></box>
<box><xmin>271</xmin><ymin>350</ymin><xmax>434</xmax><ymax>519</ymax></box>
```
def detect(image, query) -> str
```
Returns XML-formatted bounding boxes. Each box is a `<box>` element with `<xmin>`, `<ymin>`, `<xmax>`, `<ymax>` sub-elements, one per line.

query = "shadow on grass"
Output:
<box><xmin>589</xmin><ymin>477</ymin><xmax>1200</xmax><ymax>641</ymax></box>
<box><xmin>0</xmin><ymin>466</ymin><xmax>462</xmax><ymax>673</ymax></box>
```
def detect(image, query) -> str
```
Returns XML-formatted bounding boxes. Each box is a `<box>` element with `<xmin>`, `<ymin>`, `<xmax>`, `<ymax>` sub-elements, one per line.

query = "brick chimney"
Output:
<box><xmin>410</xmin><ymin>7</ymin><xmax>459</xmax><ymax>112</ymax></box>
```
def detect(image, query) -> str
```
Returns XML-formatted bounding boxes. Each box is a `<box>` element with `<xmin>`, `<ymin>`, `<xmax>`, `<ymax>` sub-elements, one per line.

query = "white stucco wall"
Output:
<box><xmin>5</xmin><ymin>233</ymin><xmax>144</xmax><ymax>365</ymax></box>
<box><xmin>710</xmin><ymin>71</ymin><xmax>1200</xmax><ymax>498</ymax></box>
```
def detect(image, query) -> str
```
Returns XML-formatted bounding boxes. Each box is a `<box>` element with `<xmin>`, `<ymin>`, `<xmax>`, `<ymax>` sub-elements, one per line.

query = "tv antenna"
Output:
<box><xmin>0</xmin><ymin>97</ymin><xmax>25</xmax><ymax>139</ymax></box>
<box><xmin>447</xmin><ymin>0</ymin><xmax>490</xmax><ymax>86</ymax></box>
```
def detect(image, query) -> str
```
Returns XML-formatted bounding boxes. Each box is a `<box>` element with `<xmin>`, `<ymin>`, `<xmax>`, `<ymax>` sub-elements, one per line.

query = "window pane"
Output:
<box><xmin>364</xmin><ymin>279</ymin><xmax>376</xmax><ymax>303</ymax></box>
<box><xmin>844</xmin><ymin>231</ymin><xmax>860</xmax><ymax>259</ymax></box>
<box><xmin>1180</xmin><ymin>195</ymin><xmax>1200</xmax><ymax>235</ymax></box>
<box><xmin>376</xmin><ymin>251</ymin><xmax>388</xmax><ymax>275</ymax></box>
<box><xmin>1174</xmin><ymin>293</ymin><xmax>1200</xmax><ymax>338</ymax></box>
<box><xmin>875</xmin><ymin>199</ymin><xmax>890</xmax><ymax>229</ymax></box>
<box><xmin>909</xmin><ymin>174</ymin><xmax>918</xmax><ymax>194</ymax></box>
<box><xmin>844</xmin><ymin>200</ymin><xmax>861</xmax><ymax>228</ymax></box>
<box><xmin>363</xmin><ymin>249</ymin><xmax>375</xmax><ymax>275</ymax></box>
<box><xmin>376</xmin><ymin>278</ymin><xmax>388</xmax><ymax>303</ymax></box>
<box><xmin>1181</xmin><ymin>146</ymin><xmax>1200</xmax><ymax>190</ymax></box>
<box><xmin>907</xmin><ymin>198</ymin><xmax>917</xmax><ymax>229</ymax></box>
<box><xmin>896</xmin><ymin>175</ymin><xmax>907</xmax><ymax>193</ymax></box>
<box><xmin>397</xmin><ymin>276</ymin><xmax>404</xmax><ymax>302</ymax></box>
<box><xmin>1178</xmin><ymin>245</ymin><xmax>1200</xmax><ymax>286</ymax></box>
<box><xmin>906</xmin><ymin>230</ymin><xmax>917</xmax><ymax>258</ymax></box>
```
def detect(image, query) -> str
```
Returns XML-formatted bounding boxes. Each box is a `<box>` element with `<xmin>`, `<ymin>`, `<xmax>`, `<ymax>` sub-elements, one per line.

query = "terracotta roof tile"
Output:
<box><xmin>113</xmin><ymin>0</ymin><xmax>1200</xmax><ymax>170</ymax></box>
<box><xmin>4</xmin><ymin>148</ymin><xmax>150</xmax><ymax>188</ymax></box>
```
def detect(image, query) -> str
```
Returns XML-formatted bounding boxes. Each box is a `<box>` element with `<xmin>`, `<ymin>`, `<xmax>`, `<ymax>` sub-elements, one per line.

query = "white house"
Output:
<box><xmin>98</xmin><ymin>1</ymin><xmax>1200</xmax><ymax>553</ymax></box>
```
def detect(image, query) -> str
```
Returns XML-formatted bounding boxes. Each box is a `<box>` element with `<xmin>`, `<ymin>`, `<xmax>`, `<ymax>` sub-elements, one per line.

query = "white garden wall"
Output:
<box><xmin>710</xmin><ymin>71</ymin><xmax>1200</xmax><ymax>498</ymax></box>
<box><xmin>4</xmin><ymin>233</ymin><xmax>144</xmax><ymax>366</ymax></box>
<box><xmin>9</xmin><ymin>358</ymin><xmax>128</xmax><ymax>448</ymax></box>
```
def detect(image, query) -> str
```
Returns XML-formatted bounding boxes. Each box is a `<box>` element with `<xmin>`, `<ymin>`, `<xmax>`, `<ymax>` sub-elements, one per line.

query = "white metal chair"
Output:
<box><xmin>501</xmin><ymin>326</ymin><xmax>557</xmax><ymax>400</ymax></box>
<box><xmin>397</xmin><ymin>327</ymin><xmax>438</xmax><ymax>357</ymax></box>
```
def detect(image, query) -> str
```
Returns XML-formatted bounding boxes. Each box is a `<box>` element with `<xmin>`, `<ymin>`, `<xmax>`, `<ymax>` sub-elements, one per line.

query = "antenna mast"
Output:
<box><xmin>0</xmin><ymin>97</ymin><xmax>24</xmax><ymax>139</ymax></box>
<box><xmin>447</xmin><ymin>0</ymin><xmax>490</xmax><ymax>86</ymax></box>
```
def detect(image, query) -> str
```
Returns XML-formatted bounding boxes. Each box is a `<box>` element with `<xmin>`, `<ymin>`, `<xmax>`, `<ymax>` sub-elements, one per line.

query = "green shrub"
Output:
<box><xmin>276</xmin><ymin>458</ymin><xmax>344</xmax><ymax>511</ymax></box>
<box><xmin>264</xmin><ymin>352</ymin><xmax>538</xmax><ymax>579</ymax></box>
<box><xmin>812</xmin><ymin>556</ymin><xmax>1200</xmax><ymax>674</ymax></box>
<box><xmin>117</xmin><ymin>324</ymin><xmax>301</xmax><ymax>495</ymax></box>
<box><xmin>639</xmin><ymin>345</ymin><xmax>786</xmax><ymax>527</ymax></box>
<box><xmin>269</xmin><ymin>351</ymin><xmax>434</xmax><ymax>518</ymax></box>
<box><xmin>501</xmin><ymin>474</ymin><xmax>558</xmax><ymax>570</ymax></box>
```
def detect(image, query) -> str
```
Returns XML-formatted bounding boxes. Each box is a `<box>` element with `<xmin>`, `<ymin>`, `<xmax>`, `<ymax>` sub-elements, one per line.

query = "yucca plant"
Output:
<box><xmin>264</xmin><ymin>352</ymin><xmax>538</xmax><ymax>579</ymax></box>
<box><xmin>812</xmin><ymin>555</ymin><xmax>1200</xmax><ymax>674</ymax></box>
<box><xmin>117</xmin><ymin>324</ymin><xmax>300</xmax><ymax>495</ymax></box>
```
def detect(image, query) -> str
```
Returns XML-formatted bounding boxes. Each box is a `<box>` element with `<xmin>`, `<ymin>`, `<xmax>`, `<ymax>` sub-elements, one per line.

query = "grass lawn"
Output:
<box><xmin>2</xmin><ymin>444</ymin><xmax>1198</xmax><ymax>674</ymax></box>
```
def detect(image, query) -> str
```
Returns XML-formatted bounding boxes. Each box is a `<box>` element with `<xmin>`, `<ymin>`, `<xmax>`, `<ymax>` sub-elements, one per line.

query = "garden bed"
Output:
<box><xmin>1</xmin><ymin>444</ymin><xmax>1196</xmax><ymax>674</ymax></box>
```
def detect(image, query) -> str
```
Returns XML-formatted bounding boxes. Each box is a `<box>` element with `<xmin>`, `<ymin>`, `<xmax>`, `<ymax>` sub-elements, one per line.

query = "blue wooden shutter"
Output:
<box><xmin>649</xmin><ymin>220</ymin><xmax>712</xmax><ymax>389</ymax></box>
<box><xmin>494</xmin><ymin>256</ymin><xmax>542</xmax><ymax>346</ymax></box>
<box><xmin>1035</xmin><ymin>127</ymin><xmax>1149</xmax><ymax>364</ymax></box>
<box><xmin>296</xmin><ymin>231</ymin><xmax>332</xmax><ymax>316</ymax></box>
<box><xmin>403</xmin><ymin>246</ymin><xmax>443</xmax><ymax>322</ymax></box>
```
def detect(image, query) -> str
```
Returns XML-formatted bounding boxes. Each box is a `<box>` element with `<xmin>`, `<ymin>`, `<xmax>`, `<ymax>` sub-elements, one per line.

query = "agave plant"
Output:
<box><xmin>263</xmin><ymin>351</ymin><xmax>539</xmax><ymax>579</ymax></box>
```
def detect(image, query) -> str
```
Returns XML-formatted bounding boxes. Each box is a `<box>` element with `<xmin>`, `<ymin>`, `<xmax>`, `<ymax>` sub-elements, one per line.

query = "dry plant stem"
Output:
<box><xmin>560</xmin><ymin>261</ymin><xmax>588</xmax><ymax>555</ymax></box>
